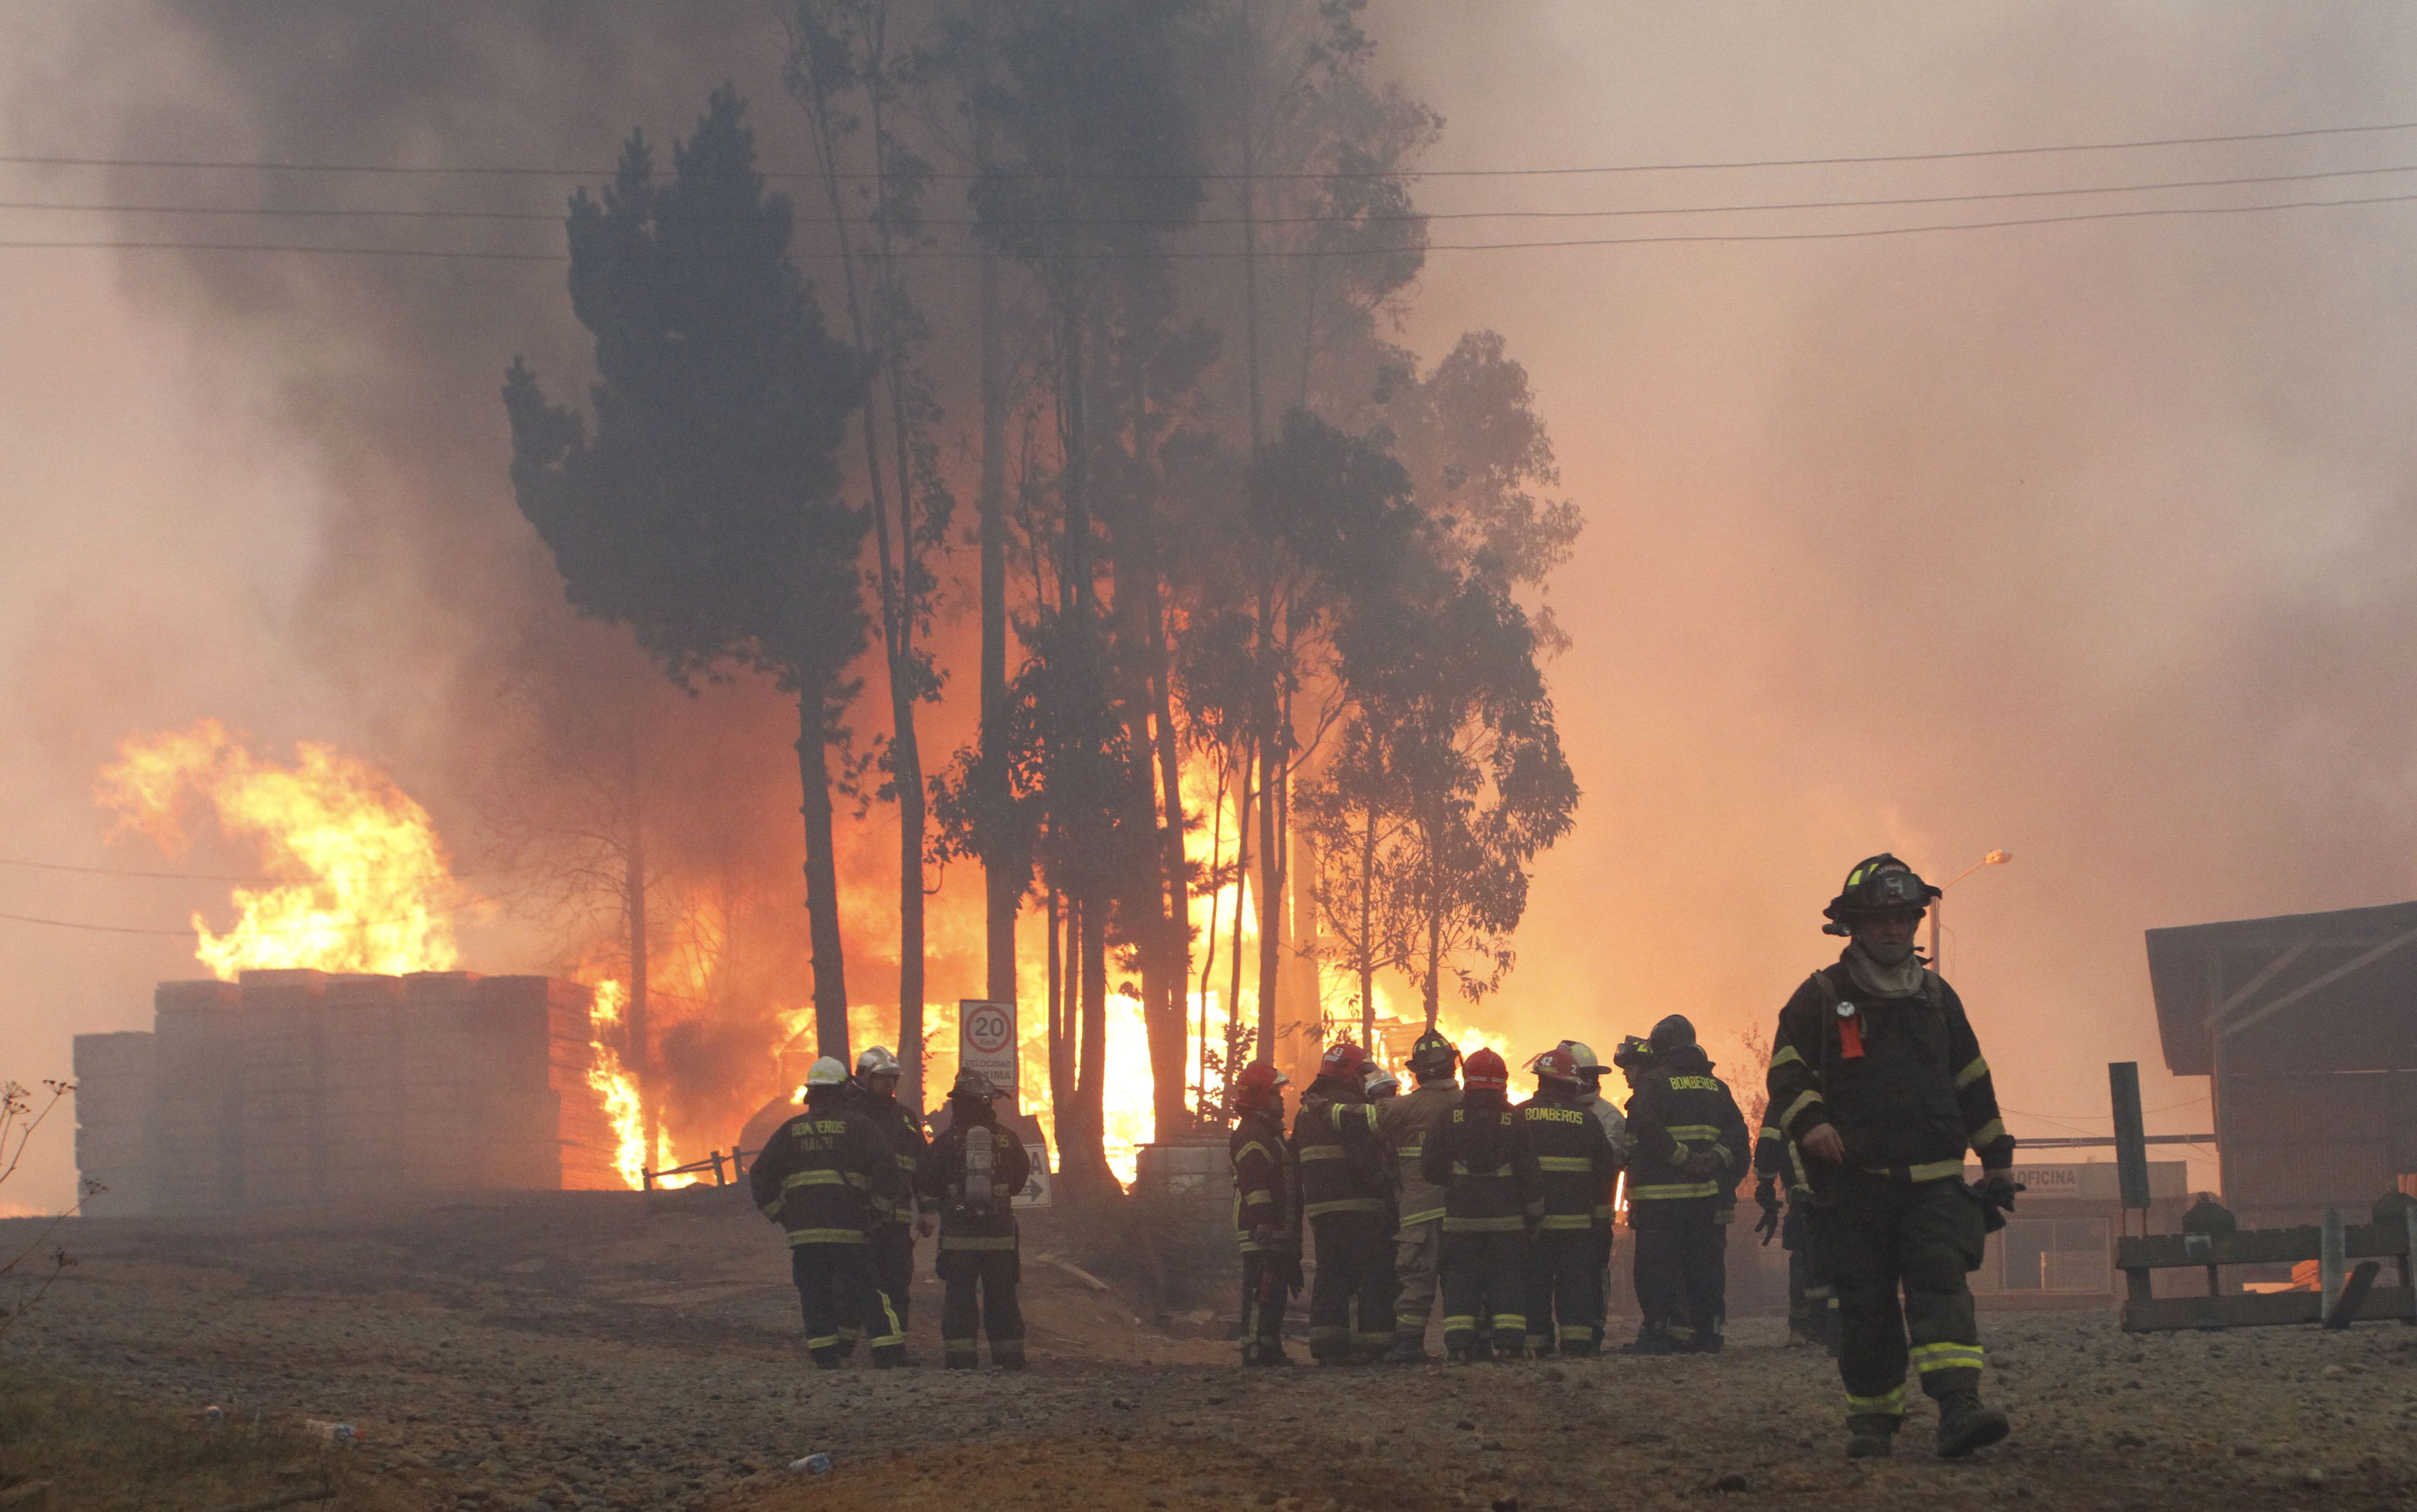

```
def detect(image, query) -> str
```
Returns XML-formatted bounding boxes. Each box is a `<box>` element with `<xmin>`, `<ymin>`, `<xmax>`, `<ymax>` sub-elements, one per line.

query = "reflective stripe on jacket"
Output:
<box><xmin>1230</xmin><ymin>1110</ymin><xmax>1296</xmax><ymax>1251</ymax></box>
<box><xmin>1623</xmin><ymin>1047</ymin><xmax>1748</xmax><ymax>1206</ymax></box>
<box><xmin>1293</xmin><ymin>1077</ymin><xmax>1390</xmax><ymax>1221</ymax></box>
<box><xmin>1421</xmin><ymin>1103</ymin><xmax>1542</xmax><ymax>1234</ymax></box>
<box><xmin>747</xmin><ymin>1100</ymin><xmax>906</xmax><ymax>1247</ymax></box>
<box><xmin>1378</xmin><ymin>1082</ymin><xmax>1459</xmax><ymax>1227</ymax></box>
<box><xmin>1516</xmin><ymin>1092</ymin><xmax>1619</xmax><ymax>1230</ymax></box>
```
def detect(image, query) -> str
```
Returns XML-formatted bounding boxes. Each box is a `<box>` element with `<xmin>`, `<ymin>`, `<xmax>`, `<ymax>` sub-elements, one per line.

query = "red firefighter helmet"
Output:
<box><xmin>1234</xmin><ymin>1061</ymin><xmax>1289</xmax><ymax>1109</ymax></box>
<box><xmin>1532</xmin><ymin>1046</ymin><xmax>1582</xmax><ymax>1086</ymax></box>
<box><xmin>1463</xmin><ymin>1047</ymin><xmax>1509</xmax><ymax>1093</ymax></box>
<box><xmin>1320</xmin><ymin>1041</ymin><xmax>1368</xmax><ymax>1078</ymax></box>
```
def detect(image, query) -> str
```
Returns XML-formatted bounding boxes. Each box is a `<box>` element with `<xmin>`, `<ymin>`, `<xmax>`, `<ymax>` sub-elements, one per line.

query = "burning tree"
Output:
<box><xmin>503</xmin><ymin>87</ymin><xmax>871</xmax><ymax>1065</ymax></box>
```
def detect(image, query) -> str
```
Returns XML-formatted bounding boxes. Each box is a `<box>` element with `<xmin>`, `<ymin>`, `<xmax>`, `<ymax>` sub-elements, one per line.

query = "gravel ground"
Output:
<box><xmin>9</xmin><ymin>1194</ymin><xmax>2417</xmax><ymax>1512</ymax></box>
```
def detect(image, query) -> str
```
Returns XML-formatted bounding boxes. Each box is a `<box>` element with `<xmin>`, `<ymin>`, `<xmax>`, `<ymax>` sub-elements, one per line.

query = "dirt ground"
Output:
<box><xmin>7</xmin><ymin>1190</ymin><xmax>2417</xmax><ymax>1512</ymax></box>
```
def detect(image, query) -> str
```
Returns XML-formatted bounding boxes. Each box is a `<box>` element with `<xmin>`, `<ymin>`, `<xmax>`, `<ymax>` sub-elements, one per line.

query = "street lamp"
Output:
<box><xmin>1929</xmin><ymin>849</ymin><xmax>2012</xmax><ymax>976</ymax></box>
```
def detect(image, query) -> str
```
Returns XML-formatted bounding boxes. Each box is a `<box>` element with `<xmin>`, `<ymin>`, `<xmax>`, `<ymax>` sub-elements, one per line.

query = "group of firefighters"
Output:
<box><xmin>748</xmin><ymin>1055</ymin><xmax>1031</xmax><ymax>1371</ymax></box>
<box><xmin>748</xmin><ymin>851</ymin><xmax>2019</xmax><ymax>1460</ymax></box>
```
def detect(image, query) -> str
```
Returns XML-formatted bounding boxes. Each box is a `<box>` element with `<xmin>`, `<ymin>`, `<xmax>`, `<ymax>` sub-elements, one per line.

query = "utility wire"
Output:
<box><xmin>0</xmin><ymin>854</ymin><xmax>524</xmax><ymax>883</ymax></box>
<box><xmin>15</xmin><ymin>157</ymin><xmax>2417</xmax><ymax>230</ymax></box>
<box><xmin>9</xmin><ymin>115</ymin><xmax>2417</xmax><ymax>182</ymax></box>
<box><xmin>8</xmin><ymin>187</ymin><xmax>2417</xmax><ymax>262</ymax></box>
<box><xmin>0</xmin><ymin>873</ymin><xmax>547</xmax><ymax>937</ymax></box>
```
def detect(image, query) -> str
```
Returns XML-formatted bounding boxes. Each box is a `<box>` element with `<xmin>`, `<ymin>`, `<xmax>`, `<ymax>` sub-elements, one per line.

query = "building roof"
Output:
<box><xmin>2146</xmin><ymin>900</ymin><xmax>2417</xmax><ymax>1077</ymax></box>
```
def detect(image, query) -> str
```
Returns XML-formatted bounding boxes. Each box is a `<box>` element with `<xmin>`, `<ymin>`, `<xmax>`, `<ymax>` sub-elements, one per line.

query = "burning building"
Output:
<box><xmin>73</xmin><ymin>968</ymin><xmax>619</xmax><ymax>1215</ymax></box>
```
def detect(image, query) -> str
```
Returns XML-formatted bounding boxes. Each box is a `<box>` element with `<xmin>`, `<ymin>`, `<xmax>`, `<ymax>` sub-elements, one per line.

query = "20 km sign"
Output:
<box><xmin>958</xmin><ymin>999</ymin><xmax>1017</xmax><ymax>1100</ymax></box>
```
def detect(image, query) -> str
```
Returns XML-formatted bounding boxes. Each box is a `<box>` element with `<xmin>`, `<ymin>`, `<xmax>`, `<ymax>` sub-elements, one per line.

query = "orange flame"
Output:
<box><xmin>96</xmin><ymin>719</ymin><xmax>464</xmax><ymax>979</ymax></box>
<box><xmin>584</xmin><ymin>979</ymin><xmax>647</xmax><ymax>1189</ymax></box>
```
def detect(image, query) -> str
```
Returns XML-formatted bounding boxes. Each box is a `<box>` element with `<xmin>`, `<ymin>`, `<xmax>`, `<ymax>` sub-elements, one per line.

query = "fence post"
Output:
<box><xmin>2109</xmin><ymin>1062</ymin><xmax>2151</xmax><ymax>1225</ymax></box>
<box><xmin>710</xmin><ymin>1150</ymin><xmax>728</xmax><ymax>1187</ymax></box>
<box><xmin>2321</xmin><ymin>1207</ymin><xmax>2347</xmax><ymax>1314</ymax></box>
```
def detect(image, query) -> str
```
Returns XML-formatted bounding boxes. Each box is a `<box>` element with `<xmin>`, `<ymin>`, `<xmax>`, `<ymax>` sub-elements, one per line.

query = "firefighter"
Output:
<box><xmin>1518</xmin><ymin>1046</ymin><xmax>1619</xmax><ymax>1356</ymax></box>
<box><xmin>1422</xmin><ymin>1048</ymin><xmax>1541</xmax><ymax>1362</ymax></box>
<box><xmin>1294</xmin><ymin>1041</ymin><xmax>1396</xmax><ymax>1363</ymax></box>
<box><xmin>1230</xmin><ymin>1062</ymin><xmax>1302</xmax><ymax>1366</ymax></box>
<box><xmin>1754</xmin><ymin>1116</ymin><xmax>1836</xmax><ymax>1351</ymax></box>
<box><xmin>1768</xmin><ymin>854</ymin><xmax>2015</xmax><ymax>1459</ymax></box>
<box><xmin>1377</xmin><ymin>1030</ymin><xmax>1460</xmax><ymax>1363</ymax></box>
<box><xmin>920</xmin><ymin>1068</ymin><xmax>1032</xmax><ymax>1369</ymax></box>
<box><xmin>851</xmin><ymin>1045</ymin><xmax>929</xmax><ymax>1350</ymax></box>
<box><xmin>748</xmin><ymin>1056</ymin><xmax>910</xmax><ymax>1369</ymax></box>
<box><xmin>1621</xmin><ymin>1014</ymin><xmax>1748</xmax><ymax>1355</ymax></box>
<box><xmin>1558</xmin><ymin>1039</ymin><xmax>1625</xmax><ymax>1350</ymax></box>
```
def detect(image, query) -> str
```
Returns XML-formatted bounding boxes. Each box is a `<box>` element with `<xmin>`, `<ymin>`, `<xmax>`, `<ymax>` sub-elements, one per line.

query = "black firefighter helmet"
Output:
<box><xmin>1820</xmin><ymin>853</ymin><xmax>1942</xmax><ymax>937</ymax></box>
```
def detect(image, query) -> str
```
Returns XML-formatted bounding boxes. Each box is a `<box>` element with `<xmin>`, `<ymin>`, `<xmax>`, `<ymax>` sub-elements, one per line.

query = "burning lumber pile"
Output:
<box><xmin>74</xmin><ymin>969</ymin><xmax>618</xmax><ymax>1214</ymax></box>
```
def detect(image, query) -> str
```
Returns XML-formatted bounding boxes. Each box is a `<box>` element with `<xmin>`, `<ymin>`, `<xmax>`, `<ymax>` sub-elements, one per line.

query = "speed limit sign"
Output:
<box><xmin>958</xmin><ymin>999</ymin><xmax>1016</xmax><ymax>1099</ymax></box>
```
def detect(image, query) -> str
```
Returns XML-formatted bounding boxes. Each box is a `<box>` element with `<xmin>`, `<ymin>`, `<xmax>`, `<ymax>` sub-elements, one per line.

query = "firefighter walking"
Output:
<box><xmin>851</xmin><ymin>1046</ymin><xmax>929</xmax><ymax>1348</ymax></box>
<box><xmin>1377</xmin><ymin>1031</ymin><xmax>1461</xmax><ymax>1362</ymax></box>
<box><xmin>921</xmin><ymin>1068</ymin><xmax>1032</xmax><ymax>1369</ymax></box>
<box><xmin>1424</xmin><ymin>1048</ymin><xmax>1540</xmax><ymax>1361</ymax></box>
<box><xmin>748</xmin><ymin>1056</ymin><xmax>911</xmax><ymax>1369</ymax></box>
<box><xmin>1620</xmin><ymin>1015</ymin><xmax>1748</xmax><ymax>1355</ymax></box>
<box><xmin>1229</xmin><ymin>1062</ymin><xmax>1301</xmax><ymax>1366</ymax></box>
<box><xmin>1767</xmin><ymin>854</ymin><xmax>2015</xmax><ymax>1459</ymax></box>
<box><xmin>1294</xmin><ymin>1041</ymin><xmax>1397</xmax><ymax>1364</ymax></box>
<box><xmin>1518</xmin><ymin>1046</ymin><xmax>1619</xmax><ymax>1356</ymax></box>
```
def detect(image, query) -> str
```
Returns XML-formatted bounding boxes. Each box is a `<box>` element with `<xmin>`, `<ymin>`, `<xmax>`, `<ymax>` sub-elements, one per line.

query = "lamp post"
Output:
<box><xmin>1929</xmin><ymin>849</ymin><xmax>2012</xmax><ymax>976</ymax></box>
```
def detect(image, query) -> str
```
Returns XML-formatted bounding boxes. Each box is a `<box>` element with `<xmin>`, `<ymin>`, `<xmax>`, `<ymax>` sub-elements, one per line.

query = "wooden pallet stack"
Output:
<box><xmin>68</xmin><ymin>1030</ymin><xmax>154</xmax><ymax>1216</ymax></box>
<box><xmin>70</xmin><ymin>970</ymin><xmax>621</xmax><ymax>1213</ymax></box>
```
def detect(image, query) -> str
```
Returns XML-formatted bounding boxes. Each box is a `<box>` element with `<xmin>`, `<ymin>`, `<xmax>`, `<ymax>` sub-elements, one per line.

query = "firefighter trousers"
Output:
<box><xmin>937</xmin><ymin>1244</ymin><xmax>1025</xmax><ymax>1368</ymax></box>
<box><xmin>1393</xmin><ymin>1219</ymin><xmax>1442</xmax><ymax>1341</ymax></box>
<box><xmin>1630</xmin><ymin>1207</ymin><xmax>1726</xmax><ymax>1348</ymax></box>
<box><xmin>871</xmin><ymin>1223</ymin><xmax>916</xmax><ymax>1337</ymax></box>
<box><xmin>1240</xmin><ymin>1249</ymin><xmax>1294</xmax><ymax>1361</ymax></box>
<box><xmin>1440</xmin><ymin>1229</ymin><xmax>1528</xmax><ymax>1358</ymax></box>
<box><xmin>1524</xmin><ymin>1227</ymin><xmax>1600</xmax><ymax>1354</ymax></box>
<box><xmin>1309</xmin><ymin>1212</ymin><xmax>1397</xmax><ymax>1360</ymax></box>
<box><xmin>791</xmin><ymin>1242</ymin><xmax>905</xmax><ymax>1367</ymax></box>
<box><xmin>1811</xmin><ymin>1171</ymin><xmax>1988</xmax><ymax>1421</ymax></box>
<box><xmin>1588</xmin><ymin>1221</ymin><xmax>1614</xmax><ymax>1348</ymax></box>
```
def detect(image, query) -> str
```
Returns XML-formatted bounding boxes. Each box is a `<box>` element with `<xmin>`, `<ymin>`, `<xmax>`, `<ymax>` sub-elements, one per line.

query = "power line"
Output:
<box><xmin>7</xmin><ymin>187</ymin><xmax>2415</xmax><ymax>264</ymax></box>
<box><xmin>0</xmin><ymin>886</ymin><xmax>518</xmax><ymax>938</ymax></box>
<box><xmin>16</xmin><ymin>157</ymin><xmax>2417</xmax><ymax>231</ymax></box>
<box><xmin>10</xmin><ymin>115</ymin><xmax>2417</xmax><ymax>183</ymax></box>
<box><xmin>0</xmin><ymin>854</ymin><xmax>522</xmax><ymax>883</ymax></box>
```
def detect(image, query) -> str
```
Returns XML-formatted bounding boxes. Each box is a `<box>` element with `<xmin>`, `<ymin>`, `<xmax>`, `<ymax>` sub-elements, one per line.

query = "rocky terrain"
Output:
<box><xmin>7</xmin><ymin>1191</ymin><xmax>2417</xmax><ymax>1511</ymax></box>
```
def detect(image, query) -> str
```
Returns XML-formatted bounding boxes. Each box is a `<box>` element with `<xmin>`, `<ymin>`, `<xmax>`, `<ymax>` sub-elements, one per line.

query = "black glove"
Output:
<box><xmin>1980</xmin><ymin>1172</ymin><xmax>2022</xmax><ymax>1211</ymax></box>
<box><xmin>1753</xmin><ymin>1180</ymin><xmax>1783</xmax><ymax>1245</ymax></box>
<box><xmin>1681</xmin><ymin>1148</ymin><xmax>1718</xmax><ymax>1180</ymax></box>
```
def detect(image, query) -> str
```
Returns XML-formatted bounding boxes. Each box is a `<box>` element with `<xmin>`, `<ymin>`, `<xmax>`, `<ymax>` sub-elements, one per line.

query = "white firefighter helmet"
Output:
<box><xmin>805</xmin><ymin>1056</ymin><xmax>850</xmax><ymax>1088</ymax></box>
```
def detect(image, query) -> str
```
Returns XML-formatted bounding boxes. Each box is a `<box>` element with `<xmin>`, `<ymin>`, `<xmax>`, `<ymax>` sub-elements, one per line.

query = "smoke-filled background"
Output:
<box><xmin>10</xmin><ymin>0</ymin><xmax>2417</xmax><ymax>1205</ymax></box>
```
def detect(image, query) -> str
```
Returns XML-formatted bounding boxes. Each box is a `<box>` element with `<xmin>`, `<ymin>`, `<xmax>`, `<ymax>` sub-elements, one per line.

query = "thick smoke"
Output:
<box><xmin>9</xmin><ymin>4</ymin><xmax>2417</xmax><ymax>1204</ymax></box>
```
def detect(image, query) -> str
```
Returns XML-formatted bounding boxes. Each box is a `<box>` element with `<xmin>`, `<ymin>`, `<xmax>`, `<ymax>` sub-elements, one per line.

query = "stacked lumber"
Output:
<box><xmin>69</xmin><ymin>1031</ymin><xmax>153</xmax><ymax>1216</ymax></box>
<box><xmin>70</xmin><ymin>970</ymin><xmax>614</xmax><ymax>1213</ymax></box>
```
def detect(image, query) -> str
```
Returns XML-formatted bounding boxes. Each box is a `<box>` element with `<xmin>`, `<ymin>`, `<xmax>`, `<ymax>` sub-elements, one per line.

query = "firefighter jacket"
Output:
<box><xmin>920</xmin><ymin>1113</ymin><xmax>1032</xmax><ymax>1252</ymax></box>
<box><xmin>1623</xmin><ymin>1045</ymin><xmax>1749</xmax><ymax>1208</ymax></box>
<box><xmin>1421</xmin><ymin>1097</ymin><xmax>1543</xmax><ymax>1234</ymax></box>
<box><xmin>1767</xmin><ymin>948</ymin><xmax>2014</xmax><ymax>1184</ymax></box>
<box><xmin>853</xmin><ymin>1085</ymin><xmax>930</xmax><ymax>1228</ymax></box>
<box><xmin>749</xmin><ymin>1095</ymin><xmax>907</xmax><ymax>1247</ymax></box>
<box><xmin>1293</xmin><ymin>1074</ymin><xmax>1392</xmax><ymax>1222</ymax></box>
<box><xmin>1230</xmin><ymin>1107</ymin><xmax>1297</xmax><ymax>1252</ymax></box>
<box><xmin>1516</xmin><ymin>1087</ymin><xmax>1619</xmax><ymax>1232</ymax></box>
<box><xmin>1573</xmin><ymin>1086</ymin><xmax>1627</xmax><ymax>1223</ymax></box>
<box><xmin>1377</xmin><ymin>1081</ymin><xmax>1460</xmax><ymax>1227</ymax></box>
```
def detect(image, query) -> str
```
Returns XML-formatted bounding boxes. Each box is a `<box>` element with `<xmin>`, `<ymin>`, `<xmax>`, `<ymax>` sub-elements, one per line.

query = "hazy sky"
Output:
<box><xmin>12</xmin><ymin>2</ymin><xmax>2417</xmax><ymax>1205</ymax></box>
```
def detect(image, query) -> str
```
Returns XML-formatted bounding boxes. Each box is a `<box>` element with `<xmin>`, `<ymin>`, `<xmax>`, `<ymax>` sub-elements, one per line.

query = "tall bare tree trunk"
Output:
<box><xmin>978</xmin><ymin>225</ymin><xmax>1017</xmax><ymax>1009</ymax></box>
<box><xmin>1357</xmin><ymin>804</ymin><xmax>1375</xmax><ymax>1050</ymax></box>
<box><xmin>797</xmin><ymin>697</ymin><xmax>851</xmax><ymax>1060</ymax></box>
<box><xmin>623</xmin><ymin>749</ymin><xmax>653</xmax><ymax>1163</ymax></box>
<box><xmin>1048</xmin><ymin>884</ymin><xmax>1072</xmax><ymax>1159</ymax></box>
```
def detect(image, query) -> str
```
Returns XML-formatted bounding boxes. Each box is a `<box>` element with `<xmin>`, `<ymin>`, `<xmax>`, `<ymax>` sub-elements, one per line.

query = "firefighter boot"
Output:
<box><xmin>1385</xmin><ymin>1329</ymin><xmax>1429</xmax><ymax>1364</ymax></box>
<box><xmin>1934</xmin><ymin>1392</ymin><xmax>2010</xmax><ymax>1459</ymax></box>
<box><xmin>1621</xmin><ymin>1321</ymin><xmax>1678</xmax><ymax>1357</ymax></box>
<box><xmin>1844</xmin><ymin>1416</ymin><xmax>1897</xmax><ymax>1459</ymax></box>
